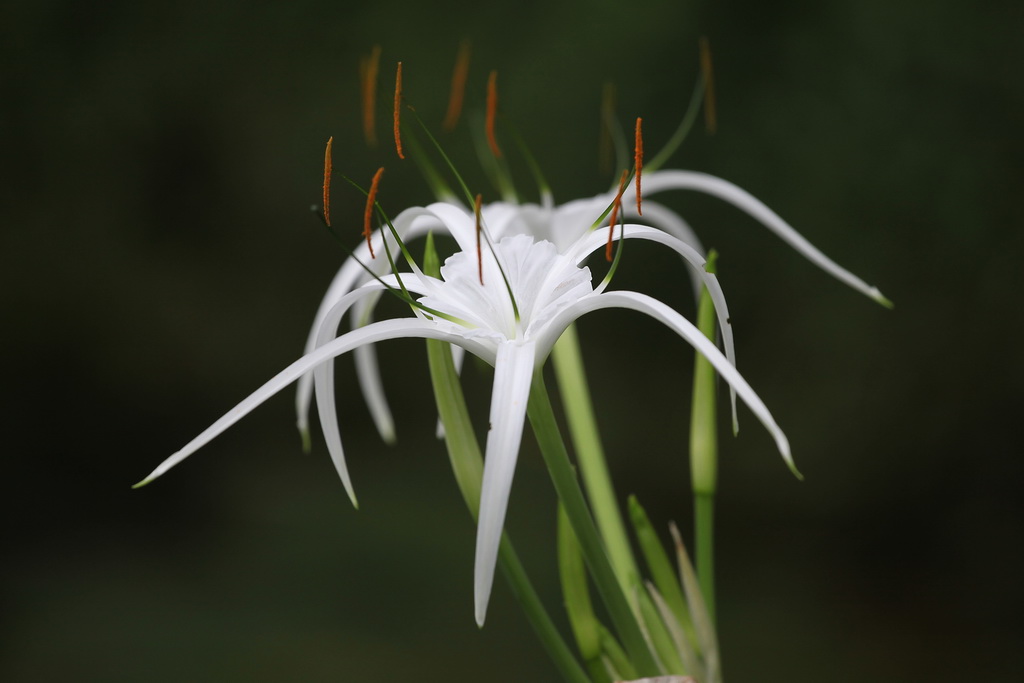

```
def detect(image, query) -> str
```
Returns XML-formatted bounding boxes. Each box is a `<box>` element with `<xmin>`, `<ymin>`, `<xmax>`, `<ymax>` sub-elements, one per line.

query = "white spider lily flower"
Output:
<box><xmin>298</xmin><ymin>168</ymin><xmax>889</xmax><ymax>446</ymax></box>
<box><xmin>136</xmin><ymin>204</ymin><xmax>793</xmax><ymax>627</ymax></box>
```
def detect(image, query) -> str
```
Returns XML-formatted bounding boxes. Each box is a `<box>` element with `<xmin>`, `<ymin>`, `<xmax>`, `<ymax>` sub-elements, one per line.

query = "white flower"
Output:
<box><xmin>136</xmin><ymin>201</ymin><xmax>792</xmax><ymax>627</ymax></box>
<box><xmin>297</xmin><ymin>168</ymin><xmax>889</xmax><ymax>451</ymax></box>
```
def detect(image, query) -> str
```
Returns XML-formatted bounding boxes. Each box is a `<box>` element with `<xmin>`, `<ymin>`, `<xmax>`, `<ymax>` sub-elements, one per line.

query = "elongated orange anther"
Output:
<box><xmin>393</xmin><ymin>62</ymin><xmax>405</xmax><ymax>159</ymax></box>
<box><xmin>360</xmin><ymin>45</ymin><xmax>381</xmax><ymax>146</ymax></box>
<box><xmin>486</xmin><ymin>70</ymin><xmax>502</xmax><ymax>158</ymax></box>
<box><xmin>699</xmin><ymin>37</ymin><xmax>717</xmax><ymax>135</ymax></box>
<box><xmin>634</xmin><ymin>117</ymin><xmax>644</xmax><ymax>215</ymax></box>
<box><xmin>364</xmin><ymin>167</ymin><xmax>384</xmax><ymax>259</ymax></box>
<box><xmin>474</xmin><ymin>193</ymin><xmax>484</xmax><ymax>285</ymax></box>
<box><xmin>443</xmin><ymin>41</ymin><xmax>471</xmax><ymax>132</ymax></box>
<box><xmin>322</xmin><ymin>136</ymin><xmax>333</xmax><ymax>226</ymax></box>
<box><xmin>607</xmin><ymin>169</ymin><xmax>628</xmax><ymax>262</ymax></box>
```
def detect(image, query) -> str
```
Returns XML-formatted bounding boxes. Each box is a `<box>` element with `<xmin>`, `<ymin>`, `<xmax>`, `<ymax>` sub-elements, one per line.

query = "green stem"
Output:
<box><xmin>551</xmin><ymin>325</ymin><xmax>642</xmax><ymax>601</ymax></box>
<box><xmin>558</xmin><ymin>504</ymin><xmax>613</xmax><ymax>683</ymax></box>
<box><xmin>694</xmin><ymin>493</ymin><xmax>715</xmax><ymax>626</ymax></box>
<box><xmin>690</xmin><ymin>250</ymin><xmax>719</xmax><ymax>625</ymax></box>
<box><xmin>528</xmin><ymin>369</ymin><xmax>660</xmax><ymax>677</ymax></box>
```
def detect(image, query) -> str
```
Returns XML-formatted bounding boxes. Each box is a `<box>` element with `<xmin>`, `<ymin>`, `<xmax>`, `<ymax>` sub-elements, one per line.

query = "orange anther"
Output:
<box><xmin>607</xmin><ymin>169</ymin><xmax>628</xmax><ymax>262</ymax></box>
<box><xmin>364</xmin><ymin>167</ymin><xmax>384</xmax><ymax>258</ymax></box>
<box><xmin>474</xmin><ymin>193</ymin><xmax>484</xmax><ymax>285</ymax></box>
<box><xmin>443</xmin><ymin>41</ymin><xmax>471</xmax><ymax>132</ymax></box>
<box><xmin>699</xmin><ymin>37</ymin><xmax>717</xmax><ymax>135</ymax></box>
<box><xmin>634</xmin><ymin>117</ymin><xmax>644</xmax><ymax>215</ymax></box>
<box><xmin>393</xmin><ymin>62</ymin><xmax>405</xmax><ymax>159</ymax></box>
<box><xmin>486</xmin><ymin>70</ymin><xmax>502</xmax><ymax>158</ymax></box>
<box><xmin>359</xmin><ymin>45</ymin><xmax>381</xmax><ymax>146</ymax></box>
<box><xmin>322</xmin><ymin>136</ymin><xmax>333</xmax><ymax>226</ymax></box>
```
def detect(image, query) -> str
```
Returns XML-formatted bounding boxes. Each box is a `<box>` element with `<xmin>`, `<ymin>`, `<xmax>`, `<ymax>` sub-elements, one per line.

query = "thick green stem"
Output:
<box><xmin>551</xmin><ymin>325</ymin><xmax>642</xmax><ymax>601</ymax></box>
<box><xmin>694</xmin><ymin>493</ymin><xmax>715</xmax><ymax>625</ymax></box>
<box><xmin>690</xmin><ymin>250</ymin><xmax>719</xmax><ymax>625</ymax></box>
<box><xmin>528</xmin><ymin>369</ymin><xmax>660</xmax><ymax>677</ymax></box>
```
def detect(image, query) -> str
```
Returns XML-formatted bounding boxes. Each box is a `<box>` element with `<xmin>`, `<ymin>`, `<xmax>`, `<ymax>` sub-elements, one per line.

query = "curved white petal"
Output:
<box><xmin>136</xmin><ymin>319</ymin><xmax>494</xmax><ymax>498</ymax></box>
<box><xmin>624</xmin><ymin>199</ymin><xmax>705</xmax><ymax>256</ymax></box>
<box><xmin>312</xmin><ymin>277</ymin><xmax>440</xmax><ymax>500</ymax></box>
<box><xmin>571</xmin><ymin>224</ymin><xmax>741</xmax><ymax>432</ymax></box>
<box><xmin>353</xmin><ymin>336</ymin><xmax>396</xmax><ymax>442</ymax></box>
<box><xmin>534</xmin><ymin>290</ymin><xmax>797</xmax><ymax>477</ymax></box>
<box><xmin>474</xmin><ymin>340</ymin><xmax>537</xmax><ymax>627</ymax></box>
<box><xmin>635</xmin><ymin>170</ymin><xmax>890</xmax><ymax>305</ymax></box>
<box><xmin>623</xmin><ymin>199</ymin><xmax>705</xmax><ymax>301</ymax></box>
<box><xmin>295</xmin><ymin>208</ymin><xmax>453</xmax><ymax>442</ymax></box>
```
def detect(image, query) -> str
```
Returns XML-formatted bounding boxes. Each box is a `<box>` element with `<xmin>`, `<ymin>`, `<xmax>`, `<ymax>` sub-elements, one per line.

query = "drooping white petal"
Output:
<box><xmin>295</xmin><ymin>207</ymin><xmax>453</xmax><ymax>442</ymax></box>
<box><xmin>135</xmin><ymin>319</ymin><xmax>494</xmax><ymax>495</ymax></box>
<box><xmin>534</xmin><ymin>290</ymin><xmax>797</xmax><ymax>477</ymax></box>
<box><xmin>571</xmin><ymin>224</ymin><xmax>741</xmax><ymax>432</ymax></box>
<box><xmin>312</xmin><ymin>277</ymin><xmax>440</xmax><ymax>503</ymax></box>
<box><xmin>473</xmin><ymin>340</ymin><xmax>537</xmax><ymax>627</ymax></box>
<box><xmin>353</xmin><ymin>337</ymin><xmax>396</xmax><ymax>442</ymax></box>
<box><xmin>623</xmin><ymin>199</ymin><xmax>706</xmax><ymax>300</ymax></box>
<box><xmin>636</xmin><ymin>170</ymin><xmax>890</xmax><ymax>305</ymax></box>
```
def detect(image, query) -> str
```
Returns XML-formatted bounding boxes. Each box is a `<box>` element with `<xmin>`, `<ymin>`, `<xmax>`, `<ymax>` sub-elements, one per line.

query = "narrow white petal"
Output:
<box><xmin>573</xmin><ymin>224</ymin><xmax>741</xmax><ymax>431</ymax></box>
<box><xmin>623</xmin><ymin>199</ymin><xmax>706</xmax><ymax>301</ymax></box>
<box><xmin>135</xmin><ymin>319</ymin><xmax>493</xmax><ymax>494</ymax></box>
<box><xmin>536</xmin><ymin>291</ymin><xmax>797</xmax><ymax>476</ymax></box>
<box><xmin>296</xmin><ymin>256</ymin><xmax>371</xmax><ymax>439</ymax></box>
<box><xmin>354</xmin><ymin>342</ymin><xmax>396</xmax><ymax>443</ymax></box>
<box><xmin>295</xmin><ymin>208</ymin><xmax>452</xmax><ymax>442</ymax></box>
<box><xmin>638</xmin><ymin>171</ymin><xmax>890</xmax><ymax>305</ymax></box>
<box><xmin>421</xmin><ymin>202</ymin><xmax>479</xmax><ymax>254</ymax></box>
<box><xmin>311</xmin><ymin>277</ymin><xmax>437</xmax><ymax>504</ymax></box>
<box><xmin>474</xmin><ymin>341</ymin><xmax>537</xmax><ymax>626</ymax></box>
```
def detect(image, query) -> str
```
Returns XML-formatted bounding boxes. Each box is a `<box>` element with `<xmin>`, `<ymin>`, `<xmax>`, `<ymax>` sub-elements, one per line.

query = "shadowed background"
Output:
<box><xmin>2</xmin><ymin>0</ymin><xmax>1021</xmax><ymax>681</ymax></box>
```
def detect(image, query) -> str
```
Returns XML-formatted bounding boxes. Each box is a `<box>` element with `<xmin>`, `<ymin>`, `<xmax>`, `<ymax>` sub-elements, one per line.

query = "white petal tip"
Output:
<box><xmin>871</xmin><ymin>288</ymin><xmax>894</xmax><ymax>309</ymax></box>
<box><xmin>131</xmin><ymin>477</ymin><xmax>153</xmax><ymax>490</ymax></box>
<box><xmin>786</xmin><ymin>455</ymin><xmax>804</xmax><ymax>481</ymax></box>
<box><xmin>299</xmin><ymin>428</ymin><xmax>312</xmax><ymax>454</ymax></box>
<box><xmin>339</xmin><ymin>479</ymin><xmax>360</xmax><ymax>510</ymax></box>
<box><xmin>474</xmin><ymin>607</ymin><xmax>487</xmax><ymax>628</ymax></box>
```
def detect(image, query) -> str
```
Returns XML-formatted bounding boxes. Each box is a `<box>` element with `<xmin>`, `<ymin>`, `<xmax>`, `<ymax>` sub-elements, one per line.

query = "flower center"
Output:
<box><xmin>420</xmin><ymin>235</ymin><xmax>593</xmax><ymax>342</ymax></box>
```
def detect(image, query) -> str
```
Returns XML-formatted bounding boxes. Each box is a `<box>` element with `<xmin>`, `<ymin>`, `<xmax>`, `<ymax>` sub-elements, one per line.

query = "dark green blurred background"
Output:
<box><xmin>3</xmin><ymin>0</ymin><xmax>1021</xmax><ymax>681</ymax></box>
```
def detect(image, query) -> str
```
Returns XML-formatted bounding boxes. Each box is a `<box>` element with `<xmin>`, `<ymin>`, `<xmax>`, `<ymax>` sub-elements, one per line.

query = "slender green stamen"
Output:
<box><xmin>646</xmin><ymin>55</ymin><xmax>708</xmax><ymax>173</ymax></box>
<box><xmin>404</xmin><ymin>105</ymin><xmax>521</xmax><ymax>322</ymax></box>
<box><xmin>507</xmin><ymin>121</ymin><xmax>553</xmax><ymax>205</ymax></box>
